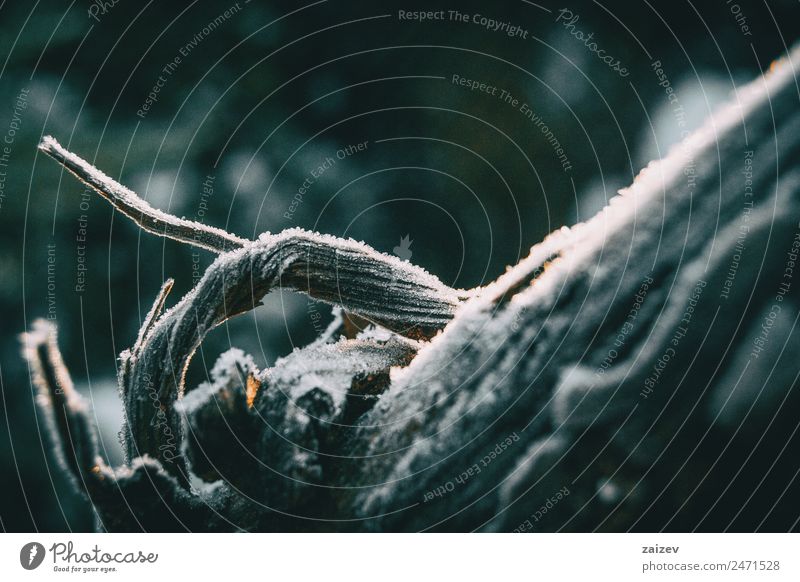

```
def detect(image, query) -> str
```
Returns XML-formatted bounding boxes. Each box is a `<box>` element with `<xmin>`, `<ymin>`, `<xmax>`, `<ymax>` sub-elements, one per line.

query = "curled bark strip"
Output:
<box><xmin>38</xmin><ymin>136</ymin><xmax>248</xmax><ymax>253</ymax></box>
<box><xmin>121</xmin><ymin>228</ymin><xmax>465</xmax><ymax>480</ymax></box>
<box><xmin>20</xmin><ymin>319</ymin><xmax>110</xmax><ymax>492</ymax></box>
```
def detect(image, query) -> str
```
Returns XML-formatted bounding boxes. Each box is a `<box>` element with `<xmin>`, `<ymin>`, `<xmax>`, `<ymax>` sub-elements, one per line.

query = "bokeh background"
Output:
<box><xmin>1</xmin><ymin>0</ymin><xmax>799</xmax><ymax>531</ymax></box>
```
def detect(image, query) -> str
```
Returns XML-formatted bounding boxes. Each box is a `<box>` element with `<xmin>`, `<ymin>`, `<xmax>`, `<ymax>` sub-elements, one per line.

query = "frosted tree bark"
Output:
<box><xmin>24</xmin><ymin>43</ymin><xmax>800</xmax><ymax>531</ymax></box>
<box><xmin>116</xmin><ymin>228</ymin><xmax>463</xmax><ymax>481</ymax></box>
<box><xmin>329</xmin><ymin>45</ymin><xmax>800</xmax><ymax>531</ymax></box>
<box><xmin>39</xmin><ymin>137</ymin><xmax>464</xmax><ymax>480</ymax></box>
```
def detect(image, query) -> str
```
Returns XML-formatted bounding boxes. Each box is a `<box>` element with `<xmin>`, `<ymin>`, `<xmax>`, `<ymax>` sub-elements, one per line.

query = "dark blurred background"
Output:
<box><xmin>1</xmin><ymin>0</ymin><xmax>799</xmax><ymax>531</ymax></box>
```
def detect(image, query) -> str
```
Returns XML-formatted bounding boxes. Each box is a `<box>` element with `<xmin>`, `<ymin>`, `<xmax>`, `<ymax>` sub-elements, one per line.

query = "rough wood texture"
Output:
<box><xmin>23</xmin><ymin>43</ymin><xmax>800</xmax><ymax>531</ymax></box>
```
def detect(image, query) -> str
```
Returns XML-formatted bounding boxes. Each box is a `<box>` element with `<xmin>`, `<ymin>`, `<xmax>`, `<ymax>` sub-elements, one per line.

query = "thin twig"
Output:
<box><xmin>132</xmin><ymin>278</ymin><xmax>174</xmax><ymax>356</ymax></box>
<box><xmin>38</xmin><ymin>136</ymin><xmax>248</xmax><ymax>253</ymax></box>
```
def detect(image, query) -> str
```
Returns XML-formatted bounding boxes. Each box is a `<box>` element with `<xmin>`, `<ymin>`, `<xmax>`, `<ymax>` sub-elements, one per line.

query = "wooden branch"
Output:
<box><xmin>38</xmin><ymin>137</ymin><xmax>467</xmax><ymax>484</ymax></box>
<box><xmin>20</xmin><ymin>320</ymin><xmax>251</xmax><ymax>531</ymax></box>
<box><xmin>38</xmin><ymin>136</ymin><xmax>248</xmax><ymax>253</ymax></box>
<box><xmin>121</xmin><ymin>228</ymin><xmax>464</xmax><ymax>480</ymax></box>
<box><xmin>20</xmin><ymin>319</ymin><xmax>110</xmax><ymax>492</ymax></box>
